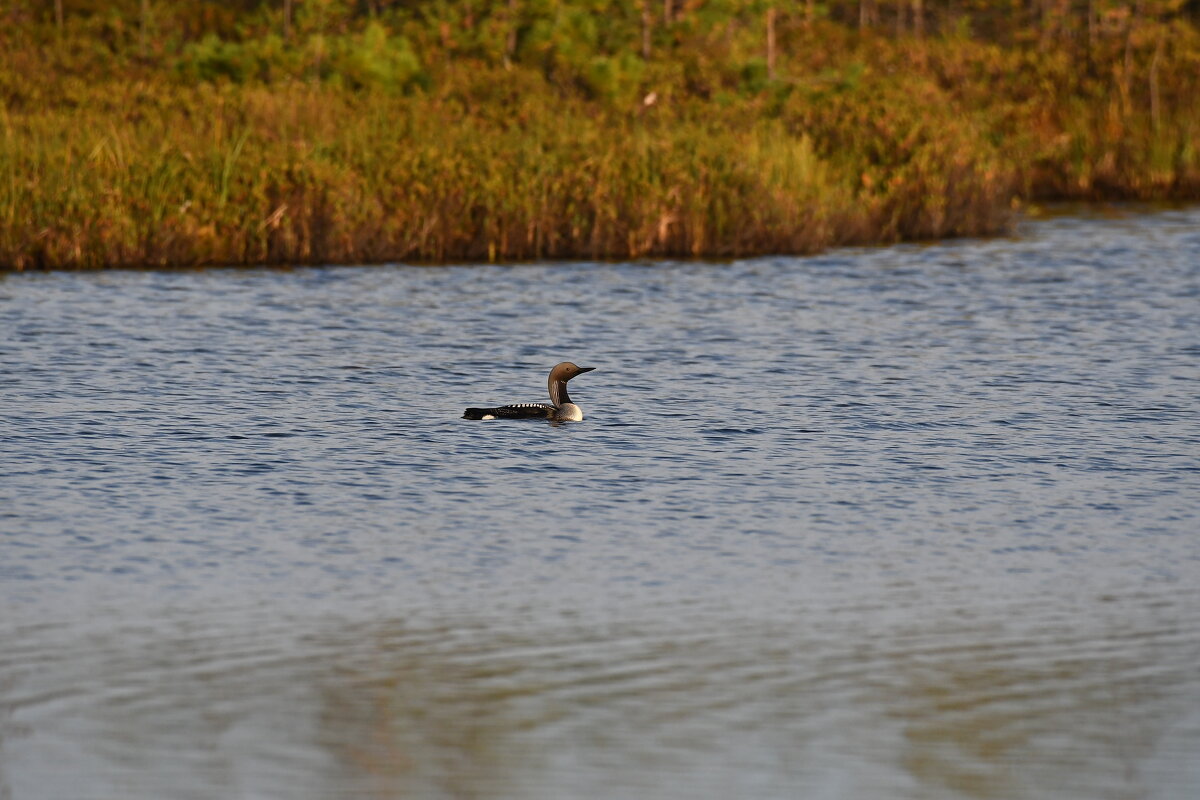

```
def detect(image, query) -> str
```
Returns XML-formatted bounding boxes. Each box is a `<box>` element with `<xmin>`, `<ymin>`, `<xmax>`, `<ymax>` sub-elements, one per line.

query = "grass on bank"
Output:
<box><xmin>1</xmin><ymin>2</ymin><xmax>1198</xmax><ymax>269</ymax></box>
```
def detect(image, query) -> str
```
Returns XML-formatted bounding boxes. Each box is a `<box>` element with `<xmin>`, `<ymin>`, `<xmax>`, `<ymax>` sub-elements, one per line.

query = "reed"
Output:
<box><xmin>2</xmin><ymin>2</ymin><xmax>1198</xmax><ymax>270</ymax></box>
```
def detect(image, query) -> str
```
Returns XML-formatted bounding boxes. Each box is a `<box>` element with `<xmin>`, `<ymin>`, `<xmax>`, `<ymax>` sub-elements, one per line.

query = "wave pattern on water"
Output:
<box><xmin>2</xmin><ymin>207</ymin><xmax>1200</xmax><ymax>798</ymax></box>
<box><xmin>3</xmin><ymin>588</ymin><xmax>1199</xmax><ymax>799</ymax></box>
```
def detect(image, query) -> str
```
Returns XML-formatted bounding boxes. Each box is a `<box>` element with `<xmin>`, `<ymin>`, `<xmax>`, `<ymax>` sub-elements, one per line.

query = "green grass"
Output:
<box><xmin>2</xmin><ymin>2</ymin><xmax>1198</xmax><ymax>269</ymax></box>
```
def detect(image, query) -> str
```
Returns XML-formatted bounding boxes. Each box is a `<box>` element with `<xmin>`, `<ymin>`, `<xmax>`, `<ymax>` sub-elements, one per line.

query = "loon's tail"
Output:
<box><xmin>463</xmin><ymin>403</ymin><xmax>555</xmax><ymax>420</ymax></box>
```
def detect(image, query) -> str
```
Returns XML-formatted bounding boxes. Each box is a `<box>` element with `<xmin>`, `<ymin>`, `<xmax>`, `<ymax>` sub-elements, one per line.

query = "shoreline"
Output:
<box><xmin>7</xmin><ymin>202</ymin><xmax>1196</xmax><ymax>274</ymax></box>
<box><xmin>4</xmin><ymin>5</ymin><xmax>1199</xmax><ymax>271</ymax></box>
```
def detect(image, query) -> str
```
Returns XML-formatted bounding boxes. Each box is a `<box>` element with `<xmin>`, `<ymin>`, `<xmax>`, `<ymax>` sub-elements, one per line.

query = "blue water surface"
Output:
<box><xmin>1</xmin><ymin>207</ymin><xmax>1198</xmax><ymax>799</ymax></box>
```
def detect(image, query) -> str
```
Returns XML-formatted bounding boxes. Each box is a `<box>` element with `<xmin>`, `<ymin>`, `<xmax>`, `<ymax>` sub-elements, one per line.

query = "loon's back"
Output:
<box><xmin>462</xmin><ymin>403</ymin><xmax>555</xmax><ymax>420</ymax></box>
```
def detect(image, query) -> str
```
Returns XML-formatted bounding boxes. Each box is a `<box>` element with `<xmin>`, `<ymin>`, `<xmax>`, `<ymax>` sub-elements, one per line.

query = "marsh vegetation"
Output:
<box><xmin>2</xmin><ymin>0</ymin><xmax>1198</xmax><ymax>269</ymax></box>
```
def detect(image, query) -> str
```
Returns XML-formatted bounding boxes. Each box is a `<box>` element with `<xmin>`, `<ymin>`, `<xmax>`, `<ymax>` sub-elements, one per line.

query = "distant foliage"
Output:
<box><xmin>176</xmin><ymin>20</ymin><xmax>424</xmax><ymax>91</ymax></box>
<box><xmin>2</xmin><ymin>0</ymin><xmax>1199</xmax><ymax>268</ymax></box>
<box><xmin>336</xmin><ymin>21</ymin><xmax>424</xmax><ymax>91</ymax></box>
<box><xmin>178</xmin><ymin>33</ymin><xmax>285</xmax><ymax>83</ymax></box>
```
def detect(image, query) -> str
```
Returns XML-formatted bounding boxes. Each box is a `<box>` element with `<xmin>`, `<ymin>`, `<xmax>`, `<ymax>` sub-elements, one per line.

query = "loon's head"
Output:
<box><xmin>548</xmin><ymin>362</ymin><xmax>595</xmax><ymax>408</ymax></box>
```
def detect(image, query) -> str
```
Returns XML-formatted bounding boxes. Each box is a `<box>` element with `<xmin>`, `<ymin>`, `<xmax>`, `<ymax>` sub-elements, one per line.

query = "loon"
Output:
<box><xmin>463</xmin><ymin>362</ymin><xmax>595</xmax><ymax>422</ymax></box>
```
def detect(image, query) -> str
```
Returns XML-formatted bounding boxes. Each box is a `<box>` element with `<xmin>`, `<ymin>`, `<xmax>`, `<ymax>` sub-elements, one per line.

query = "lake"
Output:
<box><xmin>2</xmin><ymin>207</ymin><xmax>1199</xmax><ymax>799</ymax></box>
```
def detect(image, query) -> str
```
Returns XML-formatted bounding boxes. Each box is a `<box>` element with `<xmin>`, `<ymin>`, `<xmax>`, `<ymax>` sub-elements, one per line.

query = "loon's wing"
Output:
<box><xmin>463</xmin><ymin>403</ymin><xmax>555</xmax><ymax>420</ymax></box>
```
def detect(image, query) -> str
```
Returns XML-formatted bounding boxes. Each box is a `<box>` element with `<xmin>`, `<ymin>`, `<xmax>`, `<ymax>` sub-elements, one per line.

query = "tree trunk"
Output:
<box><xmin>1039</xmin><ymin>0</ymin><xmax>1069</xmax><ymax>48</ymax></box>
<box><xmin>1087</xmin><ymin>0</ymin><xmax>1096</xmax><ymax>53</ymax></box>
<box><xmin>1085</xmin><ymin>0</ymin><xmax>1098</xmax><ymax>74</ymax></box>
<box><xmin>507</xmin><ymin>0</ymin><xmax>519</xmax><ymax>63</ymax></box>
<box><xmin>283</xmin><ymin>0</ymin><xmax>293</xmax><ymax>41</ymax></box>
<box><xmin>767</xmin><ymin>6</ymin><xmax>776</xmax><ymax>80</ymax></box>
<box><xmin>140</xmin><ymin>0</ymin><xmax>149</xmax><ymax>56</ymax></box>
<box><xmin>1121</xmin><ymin>6</ymin><xmax>1135</xmax><ymax>116</ymax></box>
<box><xmin>55</xmin><ymin>0</ymin><xmax>64</xmax><ymax>32</ymax></box>
<box><xmin>642</xmin><ymin>4</ymin><xmax>652</xmax><ymax>60</ymax></box>
<box><xmin>1149</xmin><ymin>32</ymin><xmax>1164</xmax><ymax>132</ymax></box>
<box><xmin>860</xmin><ymin>0</ymin><xmax>878</xmax><ymax>29</ymax></box>
<box><xmin>913</xmin><ymin>0</ymin><xmax>924</xmax><ymax>39</ymax></box>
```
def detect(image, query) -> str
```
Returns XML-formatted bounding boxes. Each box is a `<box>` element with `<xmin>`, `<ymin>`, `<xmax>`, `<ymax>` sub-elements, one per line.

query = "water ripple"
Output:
<box><xmin>2</xmin><ymin>207</ymin><xmax>1200</xmax><ymax>798</ymax></box>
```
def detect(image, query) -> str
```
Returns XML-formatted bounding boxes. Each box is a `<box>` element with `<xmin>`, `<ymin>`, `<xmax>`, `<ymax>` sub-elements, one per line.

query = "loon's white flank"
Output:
<box><xmin>555</xmin><ymin>403</ymin><xmax>583</xmax><ymax>422</ymax></box>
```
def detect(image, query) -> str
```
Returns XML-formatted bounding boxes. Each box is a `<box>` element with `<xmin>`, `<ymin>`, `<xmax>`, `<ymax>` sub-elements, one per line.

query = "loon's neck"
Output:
<box><xmin>549</xmin><ymin>377</ymin><xmax>572</xmax><ymax>408</ymax></box>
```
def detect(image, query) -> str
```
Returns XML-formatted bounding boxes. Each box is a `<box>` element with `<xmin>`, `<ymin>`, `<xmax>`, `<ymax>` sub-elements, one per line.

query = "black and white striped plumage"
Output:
<box><xmin>462</xmin><ymin>403</ymin><xmax>556</xmax><ymax>420</ymax></box>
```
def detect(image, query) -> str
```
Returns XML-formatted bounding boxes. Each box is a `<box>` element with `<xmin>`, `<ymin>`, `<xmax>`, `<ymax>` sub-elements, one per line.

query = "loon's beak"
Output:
<box><xmin>576</xmin><ymin>367</ymin><xmax>596</xmax><ymax>375</ymax></box>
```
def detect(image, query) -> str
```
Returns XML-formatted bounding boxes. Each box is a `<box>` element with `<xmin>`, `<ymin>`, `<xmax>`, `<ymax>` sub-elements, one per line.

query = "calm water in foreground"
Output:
<box><xmin>2</xmin><ymin>208</ymin><xmax>1199</xmax><ymax>799</ymax></box>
